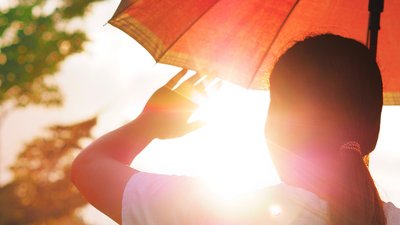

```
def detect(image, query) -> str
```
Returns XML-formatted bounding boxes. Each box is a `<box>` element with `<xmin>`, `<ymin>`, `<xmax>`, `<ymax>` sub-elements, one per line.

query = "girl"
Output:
<box><xmin>71</xmin><ymin>34</ymin><xmax>399</xmax><ymax>225</ymax></box>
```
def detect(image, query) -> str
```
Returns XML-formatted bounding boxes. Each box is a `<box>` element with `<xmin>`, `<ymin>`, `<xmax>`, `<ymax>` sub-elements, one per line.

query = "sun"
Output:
<box><xmin>134</xmin><ymin>81</ymin><xmax>280</xmax><ymax>200</ymax></box>
<box><xmin>190</xmin><ymin>82</ymin><xmax>280</xmax><ymax>199</ymax></box>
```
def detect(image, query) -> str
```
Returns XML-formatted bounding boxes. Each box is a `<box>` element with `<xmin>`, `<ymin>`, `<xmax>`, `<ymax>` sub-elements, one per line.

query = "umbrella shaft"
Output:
<box><xmin>367</xmin><ymin>0</ymin><xmax>384</xmax><ymax>58</ymax></box>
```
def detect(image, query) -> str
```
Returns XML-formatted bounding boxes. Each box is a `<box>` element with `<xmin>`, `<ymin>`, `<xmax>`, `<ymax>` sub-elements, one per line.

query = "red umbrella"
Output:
<box><xmin>109</xmin><ymin>0</ymin><xmax>400</xmax><ymax>105</ymax></box>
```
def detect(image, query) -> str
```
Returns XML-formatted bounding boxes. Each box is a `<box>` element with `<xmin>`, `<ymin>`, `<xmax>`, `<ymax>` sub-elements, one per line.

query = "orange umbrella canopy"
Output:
<box><xmin>110</xmin><ymin>0</ymin><xmax>400</xmax><ymax>105</ymax></box>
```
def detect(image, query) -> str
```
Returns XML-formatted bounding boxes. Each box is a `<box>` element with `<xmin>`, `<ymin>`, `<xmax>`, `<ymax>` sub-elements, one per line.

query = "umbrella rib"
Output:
<box><xmin>110</xmin><ymin>0</ymin><xmax>137</xmax><ymax>20</ymax></box>
<box><xmin>156</xmin><ymin>0</ymin><xmax>223</xmax><ymax>62</ymax></box>
<box><xmin>247</xmin><ymin>0</ymin><xmax>301</xmax><ymax>89</ymax></box>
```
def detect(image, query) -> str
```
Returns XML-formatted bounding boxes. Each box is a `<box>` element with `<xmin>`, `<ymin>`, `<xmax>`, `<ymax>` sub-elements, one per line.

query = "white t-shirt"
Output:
<box><xmin>122</xmin><ymin>172</ymin><xmax>400</xmax><ymax>225</ymax></box>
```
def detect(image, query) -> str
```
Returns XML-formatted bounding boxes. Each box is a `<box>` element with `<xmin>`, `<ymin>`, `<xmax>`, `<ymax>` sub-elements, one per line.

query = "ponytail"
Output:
<box><xmin>327</xmin><ymin>142</ymin><xmax>386</xmax><ymax>225</ymax></box>
<box><xmin>267</xmin><ymin>34</ymin><xmax>386</xmax><ymax>225</ymax></box>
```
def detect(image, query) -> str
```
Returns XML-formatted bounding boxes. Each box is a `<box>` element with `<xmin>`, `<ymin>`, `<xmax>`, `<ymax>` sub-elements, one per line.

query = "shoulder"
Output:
<box><xmin>123</xmin><ymin>172</ymin><xmax>201</xmax><ymax>204</ymax></box>
<box><xmin>122</xmin><ymin>175</ymin><xmax>329</xmax><ymax>225</ymax></box>
<box><xmin>383</xmin><ymin>201</ymin><xmax>400</xmax><ymax>225</ymax></box>
<box><xmin>122</xmin><ymin>172</ymin><xmax>203</xmax><ymax>225</ymax></box>
<box><xmin>257</xmin><ymin>183</ymin><xmax>328</xmax><ymax>225</ymax></box>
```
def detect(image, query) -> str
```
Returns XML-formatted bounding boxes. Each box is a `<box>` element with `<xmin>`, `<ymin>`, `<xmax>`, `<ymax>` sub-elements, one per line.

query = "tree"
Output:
<box><xmin>0</xmin><ymin>0</ymin><xmax>103</xmax><ymax>109</ymax></box>
<box><xmin>0</xmin><ymin>1</ymin><xmax>104</xmax><ymax>223</ymax></box>
<box><xmin>0</xmin><ymin>117</ymin><xmax>97</xmax><ymax>225</ymax></box>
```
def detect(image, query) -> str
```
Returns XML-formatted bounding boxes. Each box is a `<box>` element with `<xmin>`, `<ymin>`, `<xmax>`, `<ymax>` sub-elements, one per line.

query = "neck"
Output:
<box><xmin>277</xmin><ymin>154</ymin><xmax>339</xmax><ymax>201</ymax></box>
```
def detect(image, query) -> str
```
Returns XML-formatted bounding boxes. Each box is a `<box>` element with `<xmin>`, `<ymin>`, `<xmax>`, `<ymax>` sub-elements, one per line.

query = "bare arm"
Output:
<box><xmin>71</xmin><ymin>69</ymin><xmax>208</xmax><ymax>224</ymax></box>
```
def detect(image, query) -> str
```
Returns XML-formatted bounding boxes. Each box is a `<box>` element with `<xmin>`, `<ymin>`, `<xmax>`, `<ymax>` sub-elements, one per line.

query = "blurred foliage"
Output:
<box><xmin>0</xmin><ymin>0</ymin><xmax>104</xmax><ymax>108</ymax></box>
<box><xmin>0</xmin><ymin>117</ymin><xmax>97</xmax><ymax>225</ymax></box>
<box><xmin>0</xmin><ymin>1</ymin><xmax>104</xmax><ymax>223</ymax></box>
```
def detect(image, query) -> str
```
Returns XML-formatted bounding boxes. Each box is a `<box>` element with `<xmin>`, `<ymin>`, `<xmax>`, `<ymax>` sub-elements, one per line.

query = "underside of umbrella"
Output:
<box><xmin>109</xmin><ymin>0</ymin><xmax>400</xmax><ymax>105</ymax></box>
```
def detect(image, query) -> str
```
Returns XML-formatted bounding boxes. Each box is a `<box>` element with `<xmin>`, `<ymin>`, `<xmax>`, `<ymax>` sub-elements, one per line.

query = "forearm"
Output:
<box><xmin>70</xmin><ymin>117</ymin><xmax>155</xmax><ymax>223</ymax></box>
<box><xmin>77</xmin><ymin>116</ymin><xmax>154</xmax><ymax>165</ymax></box>
<box><xmin>70</xmin><ymin>69</ymin><xmax>205</xmax><ymax>223</ymax></box>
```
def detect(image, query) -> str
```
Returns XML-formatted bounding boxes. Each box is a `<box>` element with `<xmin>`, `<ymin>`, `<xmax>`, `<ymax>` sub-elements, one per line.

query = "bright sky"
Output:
<box><xmin>1</xmin><ymin>1</ymin><xmax>399</xmax><ymax>224</ymax></box>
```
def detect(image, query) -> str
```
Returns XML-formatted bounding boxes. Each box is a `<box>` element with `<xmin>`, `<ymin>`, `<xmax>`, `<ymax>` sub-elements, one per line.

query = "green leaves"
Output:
<box><xmin>59</xmin><ymin>0</ymin><xmax>104</xmax><ymax>19</ymax></box>
<box><xmin>0</xmin><ymin>0</ymin><xmax>104</xmax><ymax>108</ymax></box>
<box><xmin>0</xmin><ymin>1</ymin><xmax>104</xmax><ymax>224</ymax></box>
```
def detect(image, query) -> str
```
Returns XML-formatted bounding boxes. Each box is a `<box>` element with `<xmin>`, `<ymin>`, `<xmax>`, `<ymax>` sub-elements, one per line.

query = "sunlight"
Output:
<box><xmin>269</xmin><ymin>204</ymin><xmax>283</xmax><ymax>217</ymax></box>
<box><xmin>192</xmin><ymin>83</ymin><xmax>279</xmax><ymax>198</ymax></box>
<box><xmin>135</xmin><ymin>81</ymin><xmax>281</xmax><ymax>201</ymax></box>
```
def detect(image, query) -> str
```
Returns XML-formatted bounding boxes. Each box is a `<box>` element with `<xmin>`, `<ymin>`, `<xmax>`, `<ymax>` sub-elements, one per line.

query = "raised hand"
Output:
<box><xmin>138</xmin><ymin>69</ymin><xmax>214</xmax><ymax>139</ymax></box>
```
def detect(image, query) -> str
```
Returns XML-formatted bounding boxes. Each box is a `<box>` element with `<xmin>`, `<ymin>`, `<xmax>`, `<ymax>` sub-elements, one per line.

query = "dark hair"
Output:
<box><xmin>265</xmin><ymin>34</ymin><xmax>385</xmax><ymax>225</ymax></box>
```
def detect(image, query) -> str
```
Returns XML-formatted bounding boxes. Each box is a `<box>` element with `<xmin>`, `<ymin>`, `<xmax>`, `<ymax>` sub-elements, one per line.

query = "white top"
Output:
<box><xmin>122</xmin><ymin>172</ymin><xmax>400</xmax><ymax>225</ymax></box>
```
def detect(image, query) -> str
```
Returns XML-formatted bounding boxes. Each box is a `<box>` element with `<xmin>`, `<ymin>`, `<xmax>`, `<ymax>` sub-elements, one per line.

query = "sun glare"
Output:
<box><xmin>192</xmin><ymin>83</ymin><xmax>280</xmax><ymax>199</ymax></box>
<box><xmin>135</xmin><ymin>81</ymin><xmax>280</xmax><ymax>200</ymax></box>
<box><xmin>269</xmin><ymin>204</ymin><xmax>283</xmax><ymax>217</ymax></box>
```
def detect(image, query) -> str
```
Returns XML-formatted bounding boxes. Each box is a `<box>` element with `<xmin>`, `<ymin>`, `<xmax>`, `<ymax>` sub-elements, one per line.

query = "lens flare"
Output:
<box><xmin>269</xmin><ymin>204</ymin><xmax>282</xmax><ymax>217</ymax></box>
<box><xmin>135</xmin><ymin>81</ymin><xmax>280</xmax><ymax>200</ymax></box>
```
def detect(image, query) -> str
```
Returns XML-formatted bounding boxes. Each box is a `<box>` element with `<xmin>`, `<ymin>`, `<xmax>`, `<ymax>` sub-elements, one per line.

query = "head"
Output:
<box><xmin>266</xmin><ymin>33</ymin><xmax>382</xmax><ymax>180</ymax></box>
<box><xmin>265</xmin><ymin>34</ymin><xmax>385</xmax><ymax>225</ymax></box>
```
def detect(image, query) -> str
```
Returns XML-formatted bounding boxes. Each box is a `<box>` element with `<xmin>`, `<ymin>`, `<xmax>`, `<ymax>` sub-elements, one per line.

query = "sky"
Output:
<box><xmin>1</xmin><ymin>1</ymin><xmax>399</xmax><ymax>224</ymax></box>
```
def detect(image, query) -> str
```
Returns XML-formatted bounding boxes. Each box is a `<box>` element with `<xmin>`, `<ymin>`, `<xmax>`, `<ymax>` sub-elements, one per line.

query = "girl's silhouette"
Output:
<box><xmin>72</xmin><ymin>34</ymin><xmax>400</xmax><ymax>225</ymax></box>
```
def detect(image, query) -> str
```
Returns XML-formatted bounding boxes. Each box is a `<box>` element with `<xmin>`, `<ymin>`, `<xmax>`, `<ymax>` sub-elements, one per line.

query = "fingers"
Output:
<box><xmin>164</xmin><ymin>68</ymin><xmax>222</xmax><ymax>104</ymax></box>
<box><xmin>174</xmin><ymin>72</ymin><xmax>206</xmax><ymax>98</ymax></box>
<box><xmin>208</xmin><ymin>80</ymin><xmax>223</xmax><ymax>94</ymax></box>
<box><xmin>186</xmin><ymin>73</ymin><xmax>204</xmax><ymax>85</ymax></box>
<box><xmin>194</xmin><ymin>75</ymin><xmax>215</xmax><ymax>94</ymax></box>
<box><xmin>165</xmin><ymin>68</ymin><xmax>188</xmax><ymax>89</ymax></box>
<box><xmin>185</xmin><ymin>120</ymin><xmax>206</xmax><ymax>133</ymax></box>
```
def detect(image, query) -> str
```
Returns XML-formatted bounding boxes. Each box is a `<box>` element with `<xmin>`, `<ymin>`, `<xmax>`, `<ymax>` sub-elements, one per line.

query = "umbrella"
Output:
<box><xmin>109</xmin><ymin>0</ymin><xmax>400</xmax><ymax>105</ymax></box>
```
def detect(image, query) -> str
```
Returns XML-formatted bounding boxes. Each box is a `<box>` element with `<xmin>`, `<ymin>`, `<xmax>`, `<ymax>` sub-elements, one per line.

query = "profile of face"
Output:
<box><xmin>265</xmin><ymin>34</ymin><xmax>383</xmax><ymax>181</ymax></box>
